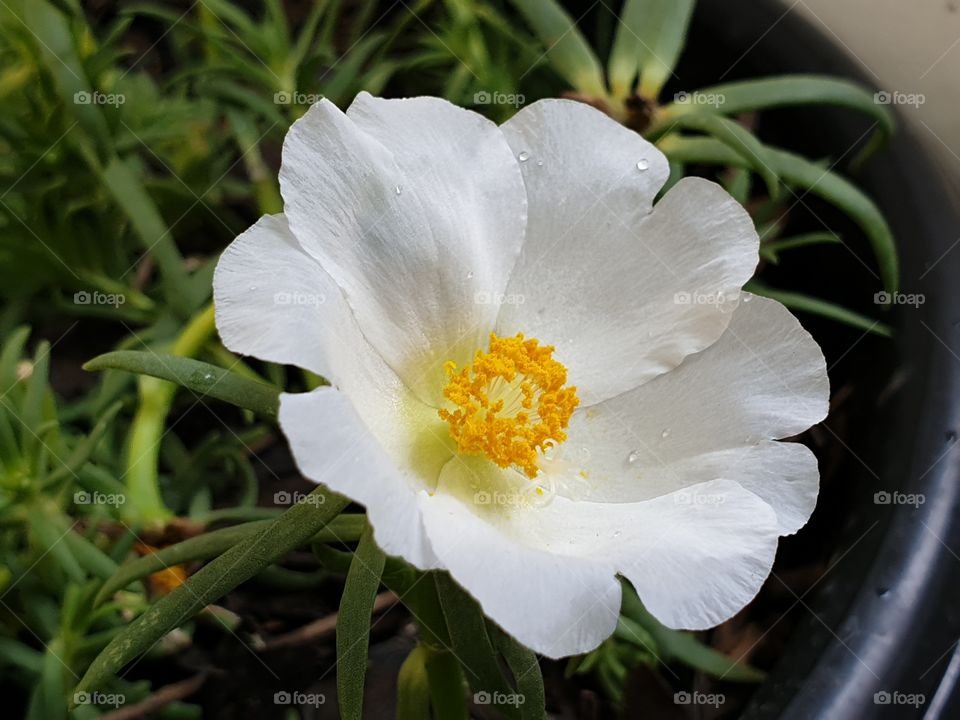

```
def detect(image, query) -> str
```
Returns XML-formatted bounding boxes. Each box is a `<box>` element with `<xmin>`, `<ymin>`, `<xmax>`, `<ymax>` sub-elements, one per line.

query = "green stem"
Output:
<box><xmin>123</xmin><ymin>304</ymin><xmax>216</xmax><ymax>526</ymax></box>
<box><xmin>425</xmin><ymin>647</ymin><xmax>469</xmax><ymax>720</ymax></box>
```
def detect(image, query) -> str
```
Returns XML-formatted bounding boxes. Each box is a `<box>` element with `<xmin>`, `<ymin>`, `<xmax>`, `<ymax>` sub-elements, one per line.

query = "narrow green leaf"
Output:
<box><xmin>657</xmin><ymin>135</ymin><xmax>899</xmax><ymax>293</ymax></box>
<box><xmin>337</xmin><ymin>524</ymin><xmax>386</xmax><ymax>720</ymax></box>
<box><xmin>489</xmin><ymin>624</ymin><xmax>546</xmax><ymax>720</ymax></box>
<box><xmin>46</xmin><ymin>401</ymin><xmax>122</xmax><ymax>486</ymax></box>
<box><xmin>99</xmin><ymin>158</ymin><xmax>194</xmax><ymax>315</ymax></box>
<box><xmin>436</xmin><ymin>574</ymin><xmax>518</xmax><ymax>718</ymax></box>
<box><xmin>651</xmin><ymin>113</ymin><xmax>779</xmax><ymax>198</ymax></box>
<box><xmin>608</xmin><ymin>0</ymin><xmax>695</xmax><ymax>100</ymax></box>
<box><xmin>747</xmin><ymin>281</ymin><xmax>892</xmax><ymax>337</ymax></box>
<box><xmin>72</xmin><ymin>487</ymin><xmax>348</xmax><ymax>705</ymax></box>
<box><xmin>95</xmin><ymin>514</ymin><xmax>366</xmax><ymax>606</ymax></box>
<box><xmin>507</xmin><ymin>0</ymin><xmax>607</xmax><ymax>98</ymax></box>
<box><xmin>83</xmin><ymin>351</ymin><xmax>280</xmax><ymax>419</ymax></box>
<box><xmin>620</xmin><ymin>584</ymin><xmax>764</xmax><ymax>682</ymax></box>
<box><xmin>658</xmin><ymin>75</ymin><xmax>895</xmax><ymax>158</ymax></box>
<box><xmin>760</xmin><ymin>232</ymin><xmax>842</xmax><ymax>264</ymax></box>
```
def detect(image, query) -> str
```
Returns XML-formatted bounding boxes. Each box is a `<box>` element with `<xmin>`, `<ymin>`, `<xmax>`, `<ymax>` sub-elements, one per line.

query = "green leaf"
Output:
<box><xmin>397</xmin><ymin>646</ymin><xmax>432</xmax><ymax>720</ymax></box>
<box><xmin>657</xmin><ymin>135</ymin><xmax>899</xmax><ymax>293</ymax></box>
<box><xmin>83</xmin><ymin>351</ymin><xmax>280</xmax><ymax>419</ymax></box>
<box><xmin>651</xmin><ymin>113</ymin><xmax>779</xmax><ymax>198</ymax></box>
<box><xmin>620</xmin><ymin>584</ymin><xmax>765</xmax><ymax>682</ymax></box>
<box><xmin>98</xmin><ymin>158</ymin><xmax>195</xmax><ymax>315</ymax></box>
<box><xmin>436</xmin><ymin>574</ymin><xmax>518</xmax><ymax>718</ymax></box>
<box><xmin>746</xmin><ymin>281</ymin><xmax>892</xmax><ymax>337</ymax></box>
<box><xmin>608</xmin><ymin>0</ymin><xmax>695</xmax><ymax>100</ymax></box>
<box><xmin>506</xmin><ymin>0</ymin><xmax>607</xmax><ymax>98</ymax></box>
<box><xmin>72</xmin><ymin>486</ymin><xmax>348</xmax><ymax>705</ymax></box>
<box><xmin>489</xmin><ymin>624</ymin><xmax>546</xmax><ymax>720</ymax></box>
<box><xmin>657</xmin><ymin>75</ymin><xmax>895</xmax><ymax>160</ymax></box>
<box><xmin>761</xmin><ymin>232</ymin><xmax>842</xmax><ymax>264</ymax></box>
<box><xmin>95</xmin><ymin>514</ymin><xmax>367</xmax><ymax>606</ymax></box>
<box><xmin>337</xmin><ymin>524</ymin><xmax>386</xmax><ymax>720</ymax></box>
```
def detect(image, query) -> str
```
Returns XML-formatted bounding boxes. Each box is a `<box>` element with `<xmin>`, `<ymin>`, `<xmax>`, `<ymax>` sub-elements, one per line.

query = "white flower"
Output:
<box><xmin>214</xmin><ymin>93</ymin><xmax>829</xmax><ymax>658</ymax></box>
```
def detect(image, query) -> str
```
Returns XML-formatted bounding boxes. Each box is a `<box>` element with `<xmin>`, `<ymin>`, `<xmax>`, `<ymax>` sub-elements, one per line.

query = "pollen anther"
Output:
<box><xmin>438</xmin><ymin>333</ymin><xmax>579</xmax><ymax>478</ymax></box>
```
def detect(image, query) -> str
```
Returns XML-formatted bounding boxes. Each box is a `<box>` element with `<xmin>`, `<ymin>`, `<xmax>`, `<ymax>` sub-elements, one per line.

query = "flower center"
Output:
<box><xmin>438</xmin><ymin>333</ymin><xmax>579</xmax><ymax>478</ymax></box>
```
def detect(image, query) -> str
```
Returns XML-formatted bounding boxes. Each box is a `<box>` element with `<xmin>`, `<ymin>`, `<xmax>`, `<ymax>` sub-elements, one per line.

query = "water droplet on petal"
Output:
<box><xmin>636</xmin><ymin>158</ymin><xmax>650</xmax><ymax>171</ymax></box>
<box><xmin>466</xmin><ymin>271</ymin><xmax>474</xmax><ymax>280</ymax></box>
<box><xmin>626</xmin><ymin>450</ymin><xmax>640</xmax><ymax>464</ymax></box>
<box><xmin>743</xmin><ymin>294</ymin><xmax>752</xmax><ymax>303</ymax></box>
<box><xmin>395</xmin><ymin>185</ymin><xmax>402</xmax><ymax>195</ymax></box>
<box><xmin>536</xmin><ymin>160</ymin><xmax>544</xmax><ymax>167</ymax></box>
<box><xmin>518</xmin><ymin>151</ymin><xmax>530</xmax><ymax>162</ymax></box>
<box><xmin>612</xmin><ymin>529</ymin><xmax>622</xmax><ymax>538</ymax></box>
<box><xmin>661</xmin><ymin>429</ymin><xmax>671</xmax><ymax>439</ymax></box>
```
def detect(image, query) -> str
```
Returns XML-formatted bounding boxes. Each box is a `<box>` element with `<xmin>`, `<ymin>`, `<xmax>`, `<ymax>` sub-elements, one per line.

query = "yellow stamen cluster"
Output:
<box><xmin>438</xmin><ymin>333</ymin><xmax>579</xmax><ymax>478</ymax></box>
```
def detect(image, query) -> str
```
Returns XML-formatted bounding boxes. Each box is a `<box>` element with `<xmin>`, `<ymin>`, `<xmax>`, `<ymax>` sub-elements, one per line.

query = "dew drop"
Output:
<box><xmin>626</xmin><ymin>450</ymin><xmax>640</xmax><ymax>464</ymax></box>
<box><xmin>394</xmin><ymin>185</ymin><xmax>402</xmax><ymax>195</ymax></box>
<box><xmin>536</xmin><ymin>160</ymin><xmax>544</xmax><ymax>167</ymax></box>
<box><xmin>743</xmin><ymin>294</ymin><xmax>752</xmax><ymax>303</ymax></box>
<box><xmin>661</xmin><ymin>429</ymin><xmax>671</xmax><ymax>439</ymax></box>
<box><xmin>466</xmin><ymin>271</ymin><xmax>474</xmax><ymax>280</ymax></box>
<box><xmin>518</xmin><ymin>151</ymin><xmax>530</xmax><ymax>162</ymax></box>
<box><xmin>636</xmin><ymin>158</ymin><xmax>650</xmax><ymax>171</ymax></box>
<box><xmin>612</xmin><ymin>530</ymin><xmax>622</xmax><ymax>538</ymax></box>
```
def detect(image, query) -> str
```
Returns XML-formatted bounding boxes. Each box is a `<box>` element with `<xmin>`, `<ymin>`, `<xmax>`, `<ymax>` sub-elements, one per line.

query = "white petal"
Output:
<box><xmin>280</xmin><ymin>387</ymin><xmax>450</xmax><ymax>569</ymax></box>
<box><xmin>213</xmin><ymin>214</ymin><xmax>343</xmax><ymax>378</ymax></box>
<box><xmin>419</xmin><ymin>474</ymin><xmax>621</xmax><ymax>659</ymax></box>
<box><xmin>428</xmin><ymin>457</ymin><xmax>778</xmax><ymax>645</ymax></box>
<box><xmin>498</xmin><ymin>99</ymin><xmax>758</xmax><ymax>404</ymax></box>
<box><xmin>279</xmin><ymin>94</ymin><xmax>526</xmax><ymax>404</ymax></box>
<box><xmin>559</xmin><ymin>294</ymin><xmax>827</xmax><ymax>533</ymax></box>
<box><xmin>597</xmin><ymin>480</ymin><xmax>780</xmax><ymax>630</ymax></box>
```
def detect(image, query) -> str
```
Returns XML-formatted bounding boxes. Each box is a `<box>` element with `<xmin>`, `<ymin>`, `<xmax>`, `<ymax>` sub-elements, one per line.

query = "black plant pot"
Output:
<box><xmin>682</xmin><ymin>1</ymin><xmax>960</xmax><ymax>718</ymax></box>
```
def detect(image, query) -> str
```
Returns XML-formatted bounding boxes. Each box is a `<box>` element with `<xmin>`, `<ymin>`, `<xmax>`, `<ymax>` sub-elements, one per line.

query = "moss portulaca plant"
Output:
<box><xmin>213</xmin><ymin>93</ymin><xmax>829</xmax><ymax>657</ymax></box>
